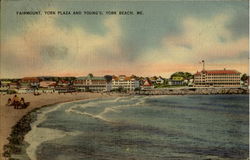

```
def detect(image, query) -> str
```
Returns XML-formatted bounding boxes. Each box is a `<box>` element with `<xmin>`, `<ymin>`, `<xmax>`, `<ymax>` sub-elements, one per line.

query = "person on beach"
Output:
<box><xmin>7</xmin><ymin>98</ymin><xmax>12</xmax><ymax>106</ymax></box>
<box><xmin>12</xmin><ymin>95</ymin><xmax>20</xmax><ymax>109</ymax></box>
<box><xmin>20</xmin><ymin>98</ymin><xmax>25</xmax><ymax>108</ymax></box>
<box><xmin>20</xmin><ymin>98</ymin><xmax>28</xmax><ymax>109</ymax></box>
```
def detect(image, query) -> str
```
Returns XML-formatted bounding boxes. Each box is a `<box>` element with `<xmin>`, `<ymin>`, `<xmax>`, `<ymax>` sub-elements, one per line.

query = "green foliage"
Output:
<box><xmin>154</xmin><ymin>84</ymin><xmax>185</xmax><ymax>88</ymax></box>
<box><xmin>88</xmin><ymin>73</ymin><xmax>94</xmax><ymax>78</ymax></box>
<box><xmin>37</xmin><ymin>76</ymin><xmax>77</xmax><ymax>82</ymax></box>
<box><xmin>170</xmin><ymin>72</ymin><xmax>193</xmax><ymax>80</ymax></box>
<box><xmin>154</xmin><ymin>83</ymin><xmax>169</xmax><ymax>88</ymax></box>
<box><xmin>241</xmin><ymin>73</ymin><xmax>248</xmax><ymax>81</ymax></box>
<box><xmin>104</xmin><ymin>75</ymin><xmax>112</xmax><ymax>82</ymax></box>
<box><xmin>111</xmin><ymin>87</ymin><xmax>127</xmax><ymax>93</ymax></box>
<box><xmin>134</xmin><ymin>87</ymin><xmax>141</xmax><ymax>91</ymax></box>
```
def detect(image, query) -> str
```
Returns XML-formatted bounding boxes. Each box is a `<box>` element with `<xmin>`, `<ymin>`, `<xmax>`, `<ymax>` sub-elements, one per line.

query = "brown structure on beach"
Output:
<box><xmin>20</xmin><ymin>77</ymin><xmax>39</xmax><ymax>83</ymax></box>
<box><xmin>194</xmin><ymin>69</ymin><xmax>241</xmax><ymax>87</ymax></box>
<box><xmin>20</xmin><ymin>77</ymin><xmax>40</xmax><ymax>88</ymax></box>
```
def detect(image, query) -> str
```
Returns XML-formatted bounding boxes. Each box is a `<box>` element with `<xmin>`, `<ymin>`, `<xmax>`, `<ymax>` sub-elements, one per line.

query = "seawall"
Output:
<box><xmin>134</xmin><ymin>87</ymin><xmax>249</xmax><ymax>95</ymax></box>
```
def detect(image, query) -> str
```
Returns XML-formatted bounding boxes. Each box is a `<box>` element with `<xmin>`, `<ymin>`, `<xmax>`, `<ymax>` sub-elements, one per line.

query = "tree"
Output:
<box><xmin>184</xmin><ymin>72</ymin><xmax>194</xmax><ymax>80</ymax></box>
<box><xmin>104</xmin><ymin>75</ymin><xmax>112</xmax><ymax>82</ymax></box>
<box><xmin>88</xmin><ymin>73</ymin><xmax>94</xmax><ymax>78</ymax></box>
<box><xmin>170</xmin><ymin>72</ymin><xmax>193</xmax><ymax>80</ymax></box>
<box><xmin>52</xmin><ymin>77</ymin><xmax>59</xmax><ymax>82</ymax></box>
<box><xmin>241</xmin><ymin>73</ymin><xmax>248</xmax><ymax>81</ymax></box>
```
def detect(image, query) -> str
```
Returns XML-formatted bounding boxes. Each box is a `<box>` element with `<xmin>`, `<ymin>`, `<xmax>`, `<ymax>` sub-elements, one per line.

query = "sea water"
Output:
<box><xmin>23</xmin><ymin>95</ymin><xmax>249</xmax><ymax>160</ymax></box>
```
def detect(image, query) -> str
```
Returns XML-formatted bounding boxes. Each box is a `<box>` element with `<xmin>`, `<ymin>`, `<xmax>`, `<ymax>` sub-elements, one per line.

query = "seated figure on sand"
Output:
<box><xmin>12</xmin><ymin>95</ymin><xmax>20</xmax><ymax>109</ymax></box>
<box><xmin>20</xmin><ymin>97</ymin><xmax>29</xmax><ymax>109</ymax></box>
<box><xmin>7</xmin><ymin>98</ymin><xmax>12</xmax><ymax>106</ymax></box>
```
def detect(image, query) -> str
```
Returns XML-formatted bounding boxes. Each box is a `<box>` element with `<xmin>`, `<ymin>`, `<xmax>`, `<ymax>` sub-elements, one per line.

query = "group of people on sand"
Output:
<box><xmin>7</xmin><ymin>95</ymin><xmax>30</xmax><ymax>109</ymax></box>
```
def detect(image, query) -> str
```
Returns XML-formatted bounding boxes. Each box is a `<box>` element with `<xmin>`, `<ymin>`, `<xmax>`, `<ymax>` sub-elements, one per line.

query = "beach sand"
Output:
<box><xmin>0</xmin><ymin>92</ymin><xmax>121</xmax><ymax>159</ymax></box>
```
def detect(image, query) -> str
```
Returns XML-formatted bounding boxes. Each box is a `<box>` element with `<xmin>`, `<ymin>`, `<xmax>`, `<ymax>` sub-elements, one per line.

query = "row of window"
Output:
<box><xmin>194</xmin><ymin>77</ymin><xmax>240</xmax><ymax>79</ymax></box>
<box><xmin>195</xmin><ymin>76</ymin><xmax>240</xmax><ymax>78</ymax></box>
<box><xmin>195</xmin><ymin>83</ymin><xmax>240</xmax><ymax>85</ymax></box>
<box><xmin>112</xmin><ymin>82</ymin><xmax>135</xmax><ymax>84</ymax></box>
<box><xmin>195</xmin><ymin>80</ymin><xmax>240</xmax><ymax>82</ymax></box>
<box><xmin>113</xmin><ymin>85</ymin><xmax>136</xmax><ymax>87</ymax></box>
<box><xmin>201</xmin><ymin>74</ymin><xmax>240</xmax><ymax>76</ymax></box>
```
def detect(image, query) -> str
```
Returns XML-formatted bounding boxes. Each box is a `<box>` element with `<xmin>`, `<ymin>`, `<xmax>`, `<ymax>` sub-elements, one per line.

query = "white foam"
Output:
<box><xmin>66</xmin><ymin>108</ymin><xmax>112</xmax><ymax>123</ymax></box>
<box><xmin>66</xmin><ymin>96</ymin><xmax>148</xmax><ymax>124</ymax></box>
<box><xmin>25</xmin><ymin>102</ymin><xmax>80</xmax><ymax>160</ymax></box>
<box><xmin>66</xmin><ymin>98</ymin><xmax>114</xmax><ymax>123</ymax></box>
<box><xmin>98</xmin><ymin>107</ymin><xmax>121</xmax><ymax>117</ymax></box>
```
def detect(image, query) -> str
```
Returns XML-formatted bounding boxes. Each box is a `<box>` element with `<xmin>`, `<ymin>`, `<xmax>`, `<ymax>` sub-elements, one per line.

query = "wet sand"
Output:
<box><xmin>0</xmin><ymin>92</ymin><xmax>121</xmax><ymax>159</ymax></box>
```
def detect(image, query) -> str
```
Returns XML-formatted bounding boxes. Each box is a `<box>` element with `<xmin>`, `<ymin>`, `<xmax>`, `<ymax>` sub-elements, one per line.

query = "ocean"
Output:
<box><xmin>22</xmin><ymin>95</ymin><xmax>248</xmax><ymax>160</ymax></box>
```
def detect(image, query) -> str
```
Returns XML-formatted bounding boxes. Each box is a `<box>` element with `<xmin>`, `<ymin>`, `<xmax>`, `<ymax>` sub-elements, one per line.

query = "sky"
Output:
<box><xmin>1</xmin><ymin>0</ymin><xmax>249</xmax><ymax>78</ymax></box>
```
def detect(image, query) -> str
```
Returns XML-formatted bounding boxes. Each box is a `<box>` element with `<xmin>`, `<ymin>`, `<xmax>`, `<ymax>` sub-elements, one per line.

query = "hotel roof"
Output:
<box><xmin>112</xmin><ymin>75</ymin><xmax>135</xmax><ymax>81</ymax></box>
<box><xmin>195</xmin><ymin>69</ymin><xmax>241</xmax><ymax>75</ymax></box>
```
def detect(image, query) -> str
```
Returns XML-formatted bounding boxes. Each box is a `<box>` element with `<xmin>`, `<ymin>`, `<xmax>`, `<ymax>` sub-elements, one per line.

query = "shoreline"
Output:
<box><xmin>0</xmin><ymin>92</ymin><xmax>124</xmax><ymax>160</ymax></box>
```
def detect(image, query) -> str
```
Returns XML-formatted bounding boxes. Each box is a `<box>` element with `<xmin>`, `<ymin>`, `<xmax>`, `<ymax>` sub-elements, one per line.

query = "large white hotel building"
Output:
<box><xmin>194</xmin><ymin>69</ymin><xmax>241</xmax><ymax>87</ymax></box>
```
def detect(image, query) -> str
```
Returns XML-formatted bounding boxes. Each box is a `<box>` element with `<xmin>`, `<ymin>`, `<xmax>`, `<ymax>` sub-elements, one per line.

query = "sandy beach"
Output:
<box><xmin>0</xmin><ymin>92</ymin><xmax>121</xmax><ymax>159</ymax></box>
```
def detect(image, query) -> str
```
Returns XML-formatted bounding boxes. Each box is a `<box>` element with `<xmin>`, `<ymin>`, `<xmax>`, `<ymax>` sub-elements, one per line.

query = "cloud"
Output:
<box><xmin>1</xmin><ymin>14</ymin><xmax>128</xmax><ymax>77</ymax></box>
<box><xmin>1</xmin><ymin>11</ymin><xmax>248</xmax><ymax>78</ymax></box>
<box><xmin>140</xmin><ymin>13</ymin><xmax>249</xmax><ymax>75</ymax></box>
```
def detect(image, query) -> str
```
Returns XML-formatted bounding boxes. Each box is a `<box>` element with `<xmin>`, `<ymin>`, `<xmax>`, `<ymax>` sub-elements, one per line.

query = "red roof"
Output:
<box><xmin>195</xmin><ymin>70</ymin><xmax>240</xmax><ymax>75</ymax></box>
<box><xmin>143</xmin><ymin>79</ymin><xmax>153</xmax><ymax>86</ymax></box>
<box><xmin>59</xmin><ymin>80</ymin><xmax>69</xmax><ymax>83</ymax></box>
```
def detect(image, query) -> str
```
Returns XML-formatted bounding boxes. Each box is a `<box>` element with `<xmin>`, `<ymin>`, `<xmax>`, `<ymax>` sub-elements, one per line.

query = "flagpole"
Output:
<box><xmin>202</xmin><ymin>60</ymin><xmax>205</xmax><ymax>71</ymax></box>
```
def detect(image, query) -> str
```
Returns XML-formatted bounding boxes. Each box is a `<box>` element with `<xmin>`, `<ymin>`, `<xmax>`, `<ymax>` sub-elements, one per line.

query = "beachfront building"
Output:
<box><xmin>9</xmin><ymin>82</ymin><xmax>20</xmax><ymax>90</ymax></box>
<box><xmin>0</xmin><ymin>80</ymin><xmax>11</xmax><ymax>94</ymax></box>
<box><xmin>40</xmin><ymin>81</ymin><xmax>57</xmax><ymax>89</ymax></box>
<box><xmin>194</xmin><ymin>69</ymin><xmax>241</xmax><ymax>87</ymax></box>
<box><xmin>39</xmin><ymin>81</ymin><xmax>57</xmax><ymax>93</ymax></box>
<box><xmin>20</xmin><ymin>77</ymin><xmax>40</xmax><ymax>89</ymax></box>
<box><xmin>0</xmin><ymin>80</ymin><xmax>11</xmax><ymax>90</ymax></box>
<box><xmin>55</xmin><ymin>80</ymin><xmax>74</xmax><ymax>93</ymax></box>
<box><xmin>141</xmin><ymin>78</ymin><xmax>154</xmax><ymax>90</ymax></box>
<box><xmin>112</xmin><ymin>75</ymin><xmax>140</xmax><ymax>91</ymax></box>
<box><xmin>168</xmin><ymin>76</ymin><xmax>184</xmax><ymax>86</ymax></box>
<box><xmin>188</xmin><ymin>79</ymin><xmax>194</xmax><ymax>87</ymax></box>
<box><xmin>73</xmin><ymin>74</ymin><xmax>111</xmax><ymax>92</ymax></box>
<box><xmin>156</xmin><ymin>77</ymin><xmax>165</xmax><ymax>84</ymax></box>
<box><xmin>149</xmin><ymin>77</ymin><xmax>157</xmax><ymax>84</ymax></box>
<box><xmin>57</xmin><ymin>80</ymin><xmax>70</xmax><ymax>87</ymax></box>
